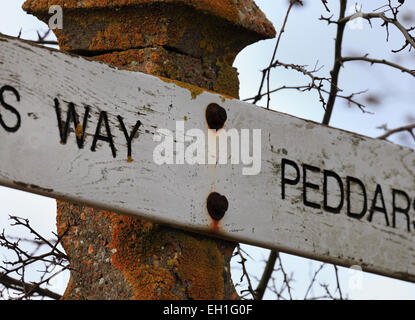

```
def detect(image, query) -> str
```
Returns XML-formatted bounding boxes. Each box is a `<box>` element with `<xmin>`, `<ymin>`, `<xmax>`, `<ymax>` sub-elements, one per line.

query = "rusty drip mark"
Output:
<box><xmin>206</xmin><ymin>103</ymin><xmax>227</xmax><ymax>130</ymax></box>
<box><xmin>207</xmin><ymin>192</ymin><xmax>228</xmax><ymax>221</ymax></box>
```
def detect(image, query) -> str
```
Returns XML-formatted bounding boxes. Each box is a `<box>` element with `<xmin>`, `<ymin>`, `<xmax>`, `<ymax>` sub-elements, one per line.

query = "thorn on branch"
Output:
<box><xmin>0</xmin><ymin>215</ymin><xmax>69</xmax><ymax>300</ymax></box>
<box><xmin>321</xmin><ymin>0</ymin><xmax>330</xmax><ymax>13</ymax></box>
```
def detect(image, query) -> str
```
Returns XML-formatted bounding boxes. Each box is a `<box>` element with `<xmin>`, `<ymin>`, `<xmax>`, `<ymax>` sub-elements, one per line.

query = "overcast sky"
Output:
<box><xmin>0</xmin><ymin>0</ymin><xmax>415</xmax><ymax>299</ymax></box>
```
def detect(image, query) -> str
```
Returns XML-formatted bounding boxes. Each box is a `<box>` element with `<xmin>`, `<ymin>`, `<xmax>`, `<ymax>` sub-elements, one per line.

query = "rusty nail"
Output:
<box><xmin>206</xmin><ymin>103</ymin><xmax>227</xmax><ymax>130</ymax></box>
<box><xmin>207</xmin><ymin>192</ymin><xmax>229</xmax><ymax>221</ymax></box>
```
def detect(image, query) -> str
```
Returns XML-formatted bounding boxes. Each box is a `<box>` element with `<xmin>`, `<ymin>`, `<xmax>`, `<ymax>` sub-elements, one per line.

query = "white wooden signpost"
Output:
<box><xmin>0</xmin><ymin>34</ymin><xmax>414</xmax><ymax>282</ymax></box>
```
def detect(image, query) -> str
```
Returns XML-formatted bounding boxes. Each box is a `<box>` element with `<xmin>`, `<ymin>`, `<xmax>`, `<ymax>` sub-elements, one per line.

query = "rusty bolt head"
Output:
<box><xmin>206</xmin><ymin>103</ymin><xmax>227</xmax><ymax>130</ymax></box>
<box><xmin>207</xmin><ymin>192</ymin><xmax>229</xmax><ymax>221</ymax></box>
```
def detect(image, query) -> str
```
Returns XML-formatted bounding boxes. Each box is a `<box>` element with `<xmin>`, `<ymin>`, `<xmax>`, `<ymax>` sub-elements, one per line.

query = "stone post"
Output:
<box><xmin>23</xmin><ymin>0</ymin><xmax>275</xmax><ymax>299</ymax></box>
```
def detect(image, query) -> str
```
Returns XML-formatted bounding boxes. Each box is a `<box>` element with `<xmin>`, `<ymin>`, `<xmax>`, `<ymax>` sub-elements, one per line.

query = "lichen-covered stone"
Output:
<box><xmin>23</xmin><ymin>0</ymin><xmax>276</xmax><ymax>39</ymax></box>
<box><xmin>93</xmin><ymin>47</ymin><xmax>240</xmax><ymax>97</ymax></box>
<box><xmin>57</xmin><ymin>202</ymin><xmax>237</xmax><ymax>299</ymax></box>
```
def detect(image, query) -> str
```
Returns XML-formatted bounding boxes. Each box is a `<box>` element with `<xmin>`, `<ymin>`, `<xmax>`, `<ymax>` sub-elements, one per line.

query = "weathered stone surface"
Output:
<box><xmin>23</xmin><ymin>1</ymin><xmax>275</xmax><ymax>100</ymax></box>
<box><xmin>93</xmin><ymin>47</ymin><xmax>240</xmax><ymax>98</ymax></box>
<box><xmin>57</xmin><ymin>203</ymin><xmax>237</xmax><ymax>299</ymax></box>
<box><xmin>23</xmin><ymin>0</ymin><xmax>276</xmax><ymax>40</ymax></box>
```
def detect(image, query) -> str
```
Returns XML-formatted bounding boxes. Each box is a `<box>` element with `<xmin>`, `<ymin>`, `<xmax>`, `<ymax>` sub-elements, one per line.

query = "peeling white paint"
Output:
<box><xmin>0</xmin><ymin>34</ymin><xmax>414</xmax><ymax>282</ymax></box>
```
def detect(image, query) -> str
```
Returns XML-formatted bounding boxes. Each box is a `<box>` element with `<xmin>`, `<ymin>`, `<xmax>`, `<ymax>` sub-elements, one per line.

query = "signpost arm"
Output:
<box><xmin>22</xmin><ymin>0</ymin><xmax>275</xmax><ymax>299</ymax></box>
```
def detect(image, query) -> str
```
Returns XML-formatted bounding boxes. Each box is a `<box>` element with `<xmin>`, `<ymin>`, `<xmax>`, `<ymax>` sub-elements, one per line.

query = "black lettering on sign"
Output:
<box><xmin>346</xmin><ymin>176</ymin><xmax>367</xmax><ymax>219</ymax></box>
<box><xmin>368</xmin><ymin>184</ymin><xmax>390</xmax><ymax>227</ymax></box>
<box><xmin>117</xmin><ymin>115</ymin><xmax>142</xmax><ymax>161</ymax></box>
<box><xmin>91</xmin><ymin>111</ymin><xmax>116</xmax><ymax>158</ymax></box>
<box><xmin>303</xmin><ymin>164</ymin><xmax>321</xmax><ymax>209</ymax></box>
<box><xmin>323</xmin><ymin>170</ymin><xmax>344</xmax><ymax>214</ymax></box>
<box><xmin>0</xmin><ymin>85</ymin><xmax>21</xmax><ymax>132</ymax></box>
<box><xmin>413</xmin><ymin>199</ymin><xmax>415</xmax><ymax>231</ymax></box>
<box><xmin>279</xmin><ymin>158</ymin><xmax>413</xmax><ymax>232</ymax></box>
<box><xmin>281</xmin><ymin>158</ymin><xmax>300</xmax><ymax>200</ymax></box>
<box><xmin>54</xmin><ymin>98</ymin><xmax>90</xmax><ymax>148</ymax></box>
<box><xmin>392</xmin><ymin>189</ymin><xmax>411</xmax><ymax>232</ymax></box>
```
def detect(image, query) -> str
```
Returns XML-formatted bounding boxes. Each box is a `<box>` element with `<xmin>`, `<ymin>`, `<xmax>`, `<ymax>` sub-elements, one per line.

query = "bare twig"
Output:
<box><xmin>245</xmin><ymin>60</ymin><xmax>370</xmax><ymax>115</ymax></box>
<box><xmin>255</xmin><ymin>250</ymin><xmax>277</xmax><ymax>300</ymax></box>
<box><xmin>322</xmin><ymin>0</ymin><xmax>348</xmax><ymax>125</ymax></box>
<box><xmin>340</xmin><ymin>14</ymin><xmax>415</xmax><ymax>50</ymax></box>
<box><xmin>0</xmin><ymin>215</ymin><xmax>69</xmax><ymax>300</ymax></box>
<box><xmin>235</xmin><ymin>244</ymin><xmax>257</xmax><ymax>299</ymax></box>
<box><xmin>304</xmin><ymin>263</ymin><xmax>326</xmax><ymax>299</ymax></box>
<box><xmin>333</xmin><ymin>265</ymin><xmax>344</xmax><ymax>300</ymax></box>
<box><xmin>276</xmin><ymin>253</ymin><xmax>293</xmax><ymax>300</ymax></box>
<box><xmin>377</xmin><ymin>123</ymin><xmax>415</xmax><ymax>140</ymax></box>
<box><xmin>253</xmin><ymin>1</ymin><xmax>301</xmax><ymax>107</ymax></box>
<box><xmin>18</xmin><ymin>29</ymin><xmax>58</xmax><ymax>46</ymax></box>
<box><xmin>321</xmin><ymin>0</ymin><xmax>330</xmax><ymax>13</ymax></box>
<box><xmin>342</xmin><ymin>55</ymin><xmax>415</xmax><ymax>77</ymax></box>
<box><xmin>0</xmin><ymin>273</ymin><xmax>62</xmax><ymax>300</ymax></box>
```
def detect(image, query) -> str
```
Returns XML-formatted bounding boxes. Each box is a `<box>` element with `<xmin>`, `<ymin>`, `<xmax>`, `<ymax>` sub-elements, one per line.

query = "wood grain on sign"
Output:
<box><xmin>0</xmin><ymin>34</ymin><xmax>414</xmax><ymax>282</ymax></box>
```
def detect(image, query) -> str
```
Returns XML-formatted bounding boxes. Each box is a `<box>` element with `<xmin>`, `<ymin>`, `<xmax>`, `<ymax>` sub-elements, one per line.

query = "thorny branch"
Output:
<box><xmin>17</xmin><ymin>28</ymin><xmax>58</xmax><ymax>46</ymax></box>
<box><xmin>0</xmin><ymin>216</ymin><xmax>69</xmax><ymax>300</ymax></box>
<box><xmin>234</xmin><ymin>244</ymin><xmax>257</xmax><ymax>299</ymax></box>
<box><xmin>321</xmin><ymin>0</ymin><xmax>330</xmax><ymax>13</ymax></box>
<box><xmin>245</xmin><ymin>60</ymin><xmax>331</xmax><ymax>108</ymax></box>
<box><xmin>252</xmin><ymin>0</ymin><xmax>302</xmax><ymax>107</ymax></box>
<box><xmin>274</xmin><ymin>252</ymin><xmax>293</xmax><ymax>300</ymax></box>
<box><xmin>242</xmin><ymin>0</ymin><xmax>415</xmax><ymax>301</ymax></box>
<box><xmin>303</xmin><ymin>263</ymin><xmax>326</xmax><ymax>299</ymax></box>
<box><xmin>377</xmin><ymin>122</ymin><xmax>415</xmax><ymax>141</ymax></box>
<box><xmin>322</xmin><ymin>0</ymin><xmax>348</xmax><ymax>125</ymax></box>
<box><xmin>0</xmin><ymin>273</ymin><xmax>62</xmax><ymax>300</ymax></box>
<box><xmin>341</xmin><ymin>55</ymin><xmax>415</xmax><ymax>77</ymax></box>
<box><xmin>233</xmin><ymin>247</ymin><xmax>344</xmax><ymax>300</ymax></box>
<box><xmin>233</xmin><ymin>246</ymin><xmax>293</xmax><ymax>300</ymax></box>
<box><xmin>241</xmin><ymin>0</ymin><xmax>413</xmax><ymax>301</ymax></box>
<box><xmin>339</xmin><ymin>1</ymin><xmax>415</xmax><ymax>51</ymax></box>
<box><xmin>320</xmin><ymin>0</ymin><xmax>414</xmax><ymax>124</ymax></box>
<box><xmin>251</xmin><ymin>0</ymin><xmax>414</xmax><ymax>127</ymax></box>
<box><xmin>254</xmin><ymin>250</ymin><xmax>277</xmax><ymax>300</ymax></box>
<box><xmin>245</xmin><ymin>60</ymin><xmax>371</xmax><ymax>113</ymax></box>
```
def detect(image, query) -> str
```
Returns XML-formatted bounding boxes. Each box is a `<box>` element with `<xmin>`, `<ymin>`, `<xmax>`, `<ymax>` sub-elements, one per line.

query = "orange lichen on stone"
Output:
<box><xmin>156</xmin><ymin>75</ymin><xmax>230</xmax><ymax>100</ymax></box>
<box><xmin>22</xmin><ymin>0</ymin><xmax>276</xmax><ymax>39</ymax></box>
<box><xmin>109</xmin><ymin>214</ymin><xmax>226</xmax><ymax>299</ymax></box>
<box><xmin>214</xmin><ymin>60</ymin><xmax>240</xmax><ymax>100</ymax></box>
<box><xmin>87</xmin><ymin>17</ymin><xmax>147</xmax><ymax>52</ymax></box>
<box><xmin>94</xmin><ymin>46</ymin><xmax>239</xmax><ymax>97</ymax></box>
<box><xmin>109</xmin><ymin>215</ymin><xmax>176</xmax><ymax>300</ymax></box>
<box><xmin>173</xmin><ymin>233</ymin><xmax>225</xmax><ymax>299</ymax></box>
